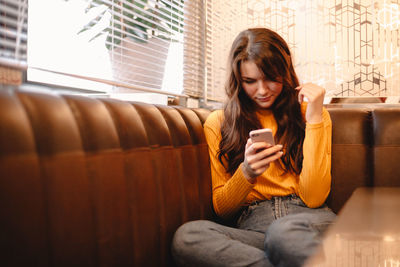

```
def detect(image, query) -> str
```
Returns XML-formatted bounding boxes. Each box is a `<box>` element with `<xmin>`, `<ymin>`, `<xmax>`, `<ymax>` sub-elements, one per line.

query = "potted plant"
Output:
<box><xmin>79</xmin><ymin>0</ymin><xmax>184</xmax><ymax>89</ymax></box>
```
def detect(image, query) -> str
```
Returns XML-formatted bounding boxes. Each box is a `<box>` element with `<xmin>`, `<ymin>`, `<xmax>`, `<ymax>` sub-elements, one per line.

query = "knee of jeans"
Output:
<box><xmin>264</xmin><ymin>219</ymin><xmax>292</xmax><ymax>251</ymax></box>
<box><xmin>172</xmin><ymin>220</ymin><xmax>214</xmax><ymax>259</ymax></box>
<box><xmin>264</xmin><ymin>220</ymin><xmax>304</xmax><ymax>267</ymax></box>
<box><xmin>265</xmin><ymin>215</ymin><xmax>316</xmax><ymax>245</ymax></box>
<box><xmin>264</xmin><ymin>215</ymin><xmax>324</xmax><ymax>267</ymax></box>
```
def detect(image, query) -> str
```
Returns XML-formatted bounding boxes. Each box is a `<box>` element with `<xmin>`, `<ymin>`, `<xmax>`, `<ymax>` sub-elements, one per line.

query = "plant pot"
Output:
<box><xmin>110</xmin><ymin>37</ymin><xmax>170</xmax><ymax>90</ymax></box>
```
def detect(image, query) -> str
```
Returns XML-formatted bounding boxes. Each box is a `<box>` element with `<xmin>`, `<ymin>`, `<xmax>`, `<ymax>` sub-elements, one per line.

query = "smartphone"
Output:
<box><xmin>249</xmin><ymin>128</ymin><xmax>275</xmax><ymax>145</ymax></box>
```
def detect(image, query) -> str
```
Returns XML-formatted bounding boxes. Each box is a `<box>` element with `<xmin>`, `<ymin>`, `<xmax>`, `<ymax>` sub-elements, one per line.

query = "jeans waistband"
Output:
<box><xmin>272</xmin><ymin>194</ymin><xmax>299</xmax><ymax>201</ymax></box>
<box><xmin>249</xmin><ymin>194</ymin><xmax>299</xmax><ymax>206</ymax></box>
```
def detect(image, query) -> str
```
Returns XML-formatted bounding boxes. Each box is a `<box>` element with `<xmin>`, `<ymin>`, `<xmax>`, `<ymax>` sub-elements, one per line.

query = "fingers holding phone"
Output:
<box><xmin>242</xmin><ymin>129</ymin><xmax>284</xmax><ymax>180</ymax></box>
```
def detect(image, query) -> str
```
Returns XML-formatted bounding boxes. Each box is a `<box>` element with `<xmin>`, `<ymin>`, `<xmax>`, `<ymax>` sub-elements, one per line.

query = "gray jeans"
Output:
<box><xmin>172</xmin><ymin>194</ymin><xmax>336</xmax><ymax>267</ymax></box>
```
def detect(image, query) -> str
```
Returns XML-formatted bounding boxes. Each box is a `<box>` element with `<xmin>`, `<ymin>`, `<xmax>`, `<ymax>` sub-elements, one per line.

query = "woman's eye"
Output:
<box><xmin>244</xmin><ymin>80</ymin><xmax>255</xmax><ymax>84</ymax></box>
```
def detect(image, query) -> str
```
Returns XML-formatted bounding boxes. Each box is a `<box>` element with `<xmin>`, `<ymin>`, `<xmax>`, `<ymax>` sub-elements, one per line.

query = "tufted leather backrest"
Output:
<box><xmin>326</xmin><ymin>108</ymin><xmax>373</xmax><ymax>213</ymax></box>
<box><xmin>1</xmin><ymin>89</ymin><xmax>400</xmax><ymax>266</ymax></box>
<box><xmin>372</xmin><ymin>108</ymin><xmax>400</xmax><ymax>187</ymax></box>
<box><xmin>0</xmin><ymin>90</ymin><xmax>213</xmax><ymax>267</ymax></box>
<box><xmin>326</xmin><ymin>107</ymin><xmax>400</xmax><ymax>213</ymax></box>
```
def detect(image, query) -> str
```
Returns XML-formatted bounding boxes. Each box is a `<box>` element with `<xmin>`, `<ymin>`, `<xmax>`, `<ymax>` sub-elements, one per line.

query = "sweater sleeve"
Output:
<box><xmin>298</xmin><ymin>107</ymin><xmax>332</xmax><ymax>208</ymax></box>
<box><xmin>203</xmin><ymin>111</ymin><xmax>255</xmax><ymax>219</ymax></box>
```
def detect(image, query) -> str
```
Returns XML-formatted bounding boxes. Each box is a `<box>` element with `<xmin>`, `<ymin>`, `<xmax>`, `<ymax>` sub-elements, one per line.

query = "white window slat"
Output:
<box><xmin>0</xmin><ymin>0</ymin><xmax>28</xmax><ymax>65</ymax></box>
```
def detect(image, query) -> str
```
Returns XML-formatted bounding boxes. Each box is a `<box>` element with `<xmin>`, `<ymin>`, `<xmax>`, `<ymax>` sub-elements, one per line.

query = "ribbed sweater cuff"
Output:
<box><xmin>236</xmin><ymin>163</ymin><xmax>257</xmax><ymax>187</ymax></box>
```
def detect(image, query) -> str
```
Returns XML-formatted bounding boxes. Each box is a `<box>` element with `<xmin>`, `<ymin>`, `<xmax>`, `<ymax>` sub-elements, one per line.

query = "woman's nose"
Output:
<box><xmin>258</xmin><ymin>80</ymin><xmax>269</xmax><ymax>93</ymax></box>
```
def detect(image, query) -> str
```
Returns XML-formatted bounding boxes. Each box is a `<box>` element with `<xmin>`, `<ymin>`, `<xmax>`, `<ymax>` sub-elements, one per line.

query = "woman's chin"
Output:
<box><xmin>255</xmin><ymin>101</ymin><xmax>274</xmax><ymax>109</ymax></box>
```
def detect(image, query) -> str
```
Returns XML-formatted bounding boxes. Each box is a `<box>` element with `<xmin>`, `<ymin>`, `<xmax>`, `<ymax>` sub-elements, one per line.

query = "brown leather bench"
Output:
<box><xmin>1</xmin><ymin>90</ymin><xmax>399</xmax><ymax>266</ymax></box>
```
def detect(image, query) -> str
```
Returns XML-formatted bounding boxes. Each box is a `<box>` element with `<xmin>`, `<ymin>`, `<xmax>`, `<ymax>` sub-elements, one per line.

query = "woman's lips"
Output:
<box><xmin>257</xmin><ymin>96</ymin><xmax>271</xmax><ymax>102</ymax></box>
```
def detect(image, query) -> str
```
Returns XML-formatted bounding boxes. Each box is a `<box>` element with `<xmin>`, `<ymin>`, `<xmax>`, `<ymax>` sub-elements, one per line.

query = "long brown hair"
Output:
<box><xmin>218</xmin><ymin>28</ymin><xmax>305</xmax><ymax>175</ymax></box>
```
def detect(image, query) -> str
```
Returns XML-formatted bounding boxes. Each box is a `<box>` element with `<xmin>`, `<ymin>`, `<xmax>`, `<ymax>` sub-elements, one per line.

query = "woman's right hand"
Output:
<box><xmin>242</xmin><ymin>138</ymin><xmax>284</xmax><ymax>182</ymax></box>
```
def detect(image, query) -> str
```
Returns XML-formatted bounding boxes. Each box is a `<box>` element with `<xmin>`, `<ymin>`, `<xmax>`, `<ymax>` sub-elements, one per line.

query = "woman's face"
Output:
<box><xmin>240</xmin><ymin>60</ymin><xmax>283</xmax><ymax>109</ymax></box>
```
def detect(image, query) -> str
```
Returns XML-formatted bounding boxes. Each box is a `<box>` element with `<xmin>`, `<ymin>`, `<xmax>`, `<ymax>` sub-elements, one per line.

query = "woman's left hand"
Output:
<box><xmin>295</xmin><ymin>83</ymin><xmax>325</xmax><ymax>124</ymax></box>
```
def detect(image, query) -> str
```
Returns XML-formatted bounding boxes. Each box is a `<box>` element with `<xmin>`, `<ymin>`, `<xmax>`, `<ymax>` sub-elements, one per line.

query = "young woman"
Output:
<box><xmin>172</xmin><ymin>27</ymin><xmax>336</xmax><ymax>267</ymax></box>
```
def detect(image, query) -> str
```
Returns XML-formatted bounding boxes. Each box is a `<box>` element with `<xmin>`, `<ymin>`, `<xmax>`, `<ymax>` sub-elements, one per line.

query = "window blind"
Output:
<box><xmin>0</xmin><ymin>0</ymin><xmax>28</xmax><ymax>68</ymax></box>
<box><xmin>97</xmin><ymin>0</ymin><xmax>185</xmax><ymax>90</ymax></box>
<box><xmin>27</xmin><ymin>0</ymin><xmax>196</xmax><ymax>98</ymax></box>
<box><xmin>183</xmin><ymin>0</ymin><xmax>205</xmax><ymax>99</ymax></box>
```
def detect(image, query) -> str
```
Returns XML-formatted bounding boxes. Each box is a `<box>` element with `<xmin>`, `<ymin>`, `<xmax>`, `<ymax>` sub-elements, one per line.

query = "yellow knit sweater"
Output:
<box><xmin>203</xmin><ymin>103</ymin><xmax>332</xmax><ymax>219</ymax></box>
